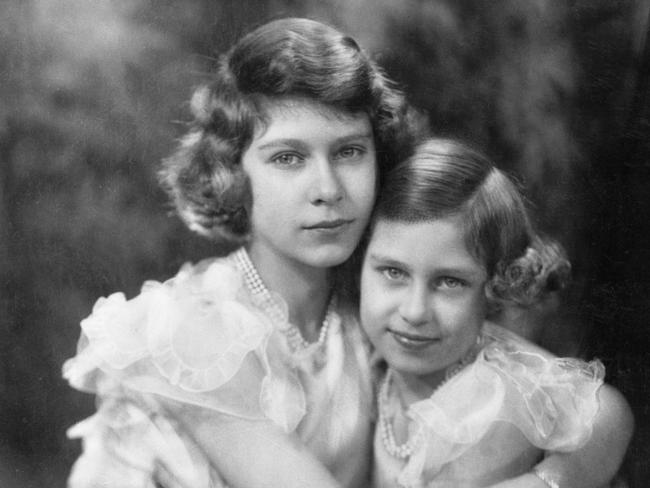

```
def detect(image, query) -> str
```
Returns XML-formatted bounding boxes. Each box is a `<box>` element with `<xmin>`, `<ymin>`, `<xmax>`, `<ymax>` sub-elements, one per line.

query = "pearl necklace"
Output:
<box><xmin>233</xmin><ymin>248</ymin><xmax>333</xmax><ymax>352</ymax></box>
<box><xmin>378</xmin><ymin>344</ymin><xmax>481</xmax><ymax>459</ymax></box>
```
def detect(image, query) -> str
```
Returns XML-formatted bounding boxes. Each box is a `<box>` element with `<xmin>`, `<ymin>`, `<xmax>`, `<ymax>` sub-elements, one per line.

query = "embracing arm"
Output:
<box><xmin>489</xmin><ymin>384</ymin><xmax>634</xmax><ymax>488</ymax></box>
<box><xmin>169</xmin><ymin>403</ymin><xmax>344</xmax><ymax>488</ymax></box>
<box><xmin>66</xmin><ymin>396</ymin><xmax>215</xmax><ymax>488</ymax></box>
<box><xmin>67</xmin><ymin>396</ymin><xmax>344</xmax><ymax>488</ymax></box>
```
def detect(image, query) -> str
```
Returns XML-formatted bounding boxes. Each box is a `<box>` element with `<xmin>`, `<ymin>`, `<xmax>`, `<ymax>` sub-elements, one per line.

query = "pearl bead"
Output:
<box><xmin>234</xmin><ymin>248</ymin><xmax>332</xmax><ymax>352</ymax></box>
<box><xmin>378</xmin><ymin>341</ymin><xmax>482</xmax><ymax>460</ymax></box>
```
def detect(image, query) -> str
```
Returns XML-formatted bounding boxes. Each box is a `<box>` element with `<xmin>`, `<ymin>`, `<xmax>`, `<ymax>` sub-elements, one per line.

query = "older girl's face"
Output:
<box><xmin>241</xmin><ymin>99</ymin><xmax>377</xmax><ymax>271</ymax></box>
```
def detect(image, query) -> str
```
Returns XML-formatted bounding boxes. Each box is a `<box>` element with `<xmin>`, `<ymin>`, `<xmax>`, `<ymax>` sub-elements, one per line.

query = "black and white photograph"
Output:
<box><xmin>1</xmin><ymin>1</ymin><xmax>649</xmax><ymax>487</ymax></box>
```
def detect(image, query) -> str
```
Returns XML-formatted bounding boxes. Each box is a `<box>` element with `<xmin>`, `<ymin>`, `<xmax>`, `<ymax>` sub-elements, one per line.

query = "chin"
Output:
<box><xmin>303</xmin><ymin>243</ymin><xmax>356</xmax><ymax>268</ymax></box>
<box><xmin>384</xmin><ymin>351</ymin><xmax>444</xmax><ymax>378</ymax></box>
<box><xmin>305</xmin><ymin>252</ymin><xmax>351</xmax><ymax>269</ymax></box>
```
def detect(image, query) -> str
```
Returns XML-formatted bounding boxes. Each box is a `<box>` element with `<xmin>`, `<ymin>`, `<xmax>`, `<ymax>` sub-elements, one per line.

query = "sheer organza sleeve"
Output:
<box><xmin>63</xmin><ymin>258</ymin><xmax>306</xmax><ymax>433</ymax></box>
<box><xmin>398</xmin><ymin>327</ymin><xmax>605</xmax><ymax>487</ymax></box>
<box><xmin>478</xmin><ymin>341</ymin><xmax>605</xmax><ymax>450</ymax></box>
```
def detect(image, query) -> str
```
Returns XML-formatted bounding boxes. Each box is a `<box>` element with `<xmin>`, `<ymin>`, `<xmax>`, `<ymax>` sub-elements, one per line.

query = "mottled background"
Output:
<box><xmin>2</xmin><ymin>0</ymin><xmax>650</xmax><ymax>486</ymax></box>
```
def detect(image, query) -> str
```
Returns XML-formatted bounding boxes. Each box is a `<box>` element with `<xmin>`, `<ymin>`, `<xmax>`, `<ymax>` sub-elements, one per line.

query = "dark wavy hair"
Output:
<box><xmin>160</xmin><ymin>17</ymin><xmax>426</xmax><ymax>245</ymax></box>
<box><xmin>372</xmin><ymin>138</ymin><xmax>571</xmax><ymax>306</ymax></box>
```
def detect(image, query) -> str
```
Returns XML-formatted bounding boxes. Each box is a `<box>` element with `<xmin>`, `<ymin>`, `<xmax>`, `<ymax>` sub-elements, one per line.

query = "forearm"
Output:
<box><xmin>67</xmin><ymin>397</ymin><xmax>214</xmax><ymax>488</ymax></box>
<box><xmin>67</xmin><ymin>399</ymin><xmax>161</xmax><ymax>488</ymax></box>
<box><xmin>487</xmin><ymin>472</ymin><xmax>552</xmax><ymax>488</ymax></box>
<box><xmin>171</xmin><ymin>403</ymin><xmax>343</xmax><ymax>488</ymax></box>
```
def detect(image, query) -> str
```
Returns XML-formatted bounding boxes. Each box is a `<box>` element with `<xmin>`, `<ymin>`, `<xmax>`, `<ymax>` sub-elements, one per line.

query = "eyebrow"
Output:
<box><xmin>366</xmin><ymin>253</ymin><xmax>411</xmax><ymax>271</ymax></box>
<box><xmin>337</xmin><ymin>133</ymin><xmax>374</xmax><ymax>144</ymax></box>
<box><xmin>435</xmin><ymin>267</ymin><xmax>484</xmax><ymax>278</ymax></box>
<box><xmin>367</xmin><ymin>253</ymin><xmax>484</xmax><ymax>277</ymax></box>
<box><xmin>256</xmin><ymin>132</ymin><xmax>373</xmax><ymax>151</ymax></box>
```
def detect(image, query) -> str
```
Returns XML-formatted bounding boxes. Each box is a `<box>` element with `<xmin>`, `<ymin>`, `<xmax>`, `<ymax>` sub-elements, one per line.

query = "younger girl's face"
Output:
<box><xmin>360</xmin><ymin>216</ymin><xmax>488</xmax><ymax>386</ymax></box>
<box><xmin>242</xmin><ymin>98</ymin><xmax>377</xmax><ymax>271</ymax></box>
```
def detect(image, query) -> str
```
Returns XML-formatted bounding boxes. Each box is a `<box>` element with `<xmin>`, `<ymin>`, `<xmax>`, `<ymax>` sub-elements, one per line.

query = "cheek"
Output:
<box><xmin>346</xmin><ymin>164</ymin><xmax>377</xmax><ymax>209</ymax></box>
<box><xmin>453</xmin><ymin>293</ymin><xmax>486</xmax><ymax>336</ymax></box>
<box><xmin>467</xmin><ymin>290</ymin><xmax>487</xmax><ymax>320</ymax></box>
<box><xmin>360</xmin><ymin>277</ymin><xmax>387</xmax><ymax>334</ymax></box>
<box><xmin>246</xmin><ymin>173</ymin><xmax>266</xmax><ymax>206</ymax></box>
<box><xmin>438</xmin><ymin>293</ymin><xmax>484</xmax><ymax>332</ymax></box>
<box><xmin>359</xmin><ymin>277</ymin><xmax>374</xmax><ymax>323</ymax></box>
<box><xmin>249</xmin><ymin>178</ymin><xmax>291</xmax><ymax>216</ymax></box>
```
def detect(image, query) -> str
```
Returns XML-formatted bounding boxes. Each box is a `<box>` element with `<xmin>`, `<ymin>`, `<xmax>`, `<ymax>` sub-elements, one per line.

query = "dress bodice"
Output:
<box><xmin>372</xmin><ymin>323</ymin><xmax>605</xmax><ymax>488</ymax></box>
<box><xmin>63</xmin><ymin>249</ymin><xmax>374</xmax><ymax>488</ymax></box>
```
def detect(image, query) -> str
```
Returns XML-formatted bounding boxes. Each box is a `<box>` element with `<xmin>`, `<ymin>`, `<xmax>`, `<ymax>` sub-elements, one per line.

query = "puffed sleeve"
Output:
<box><xmin>399</xmin><ymin>328</ymin><xmax>605</xmax><ymax>487</ymax></box>
<box><xmin>63</xmin><ymin>257</ymin><xmax>306</xmax><ymax>433</ymax></box>
<box><xmin>479</xmin><ymin>341</ymin><xmax>605</xmax><ymax>451</ymax></box>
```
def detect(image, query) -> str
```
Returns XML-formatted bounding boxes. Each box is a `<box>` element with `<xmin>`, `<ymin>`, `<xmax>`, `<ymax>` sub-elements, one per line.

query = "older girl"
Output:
<box><xmin>360</xmin><ymin>139</ymin><xmax>633</xmax><ymax>488</ymax></box>
<box><xmin>63</xmin><ymin>17</ymin><xmax>423</xmax><ymax>488</ymax></box>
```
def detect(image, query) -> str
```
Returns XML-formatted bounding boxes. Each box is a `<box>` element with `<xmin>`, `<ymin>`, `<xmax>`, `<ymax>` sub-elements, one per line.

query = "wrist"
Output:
<box><xmin>532</xmin><ymin>467</ymin><xmax>560</xmax><ymax>488</ymax></box>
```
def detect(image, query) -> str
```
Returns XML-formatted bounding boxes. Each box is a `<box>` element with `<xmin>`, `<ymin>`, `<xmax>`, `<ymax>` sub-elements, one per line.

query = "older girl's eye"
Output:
<box><xmin>335</xmin><ymin>146</ymin><xmax>365</xmax><ymax>161</ymax></box>
<box><xmin>271</xmin><ymin>152</ymin><xmax>303</xmax><ymax>166</ymax></box>
<box><xmin>380</xmin><ymin>267</ymin><xmax>407</xmax><ymax>281</ymax></box>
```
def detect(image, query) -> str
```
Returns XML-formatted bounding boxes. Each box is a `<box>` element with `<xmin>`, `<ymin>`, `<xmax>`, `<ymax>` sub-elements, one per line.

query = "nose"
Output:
<box><xmin>398</xmin><ymin>284</ymin><xmax>432</xmax><ymax>327</ymax></box>
<box><xmin>308</xmin><ymin>158</ymin><xmax>344</xmax><ymax>205</ymax></box>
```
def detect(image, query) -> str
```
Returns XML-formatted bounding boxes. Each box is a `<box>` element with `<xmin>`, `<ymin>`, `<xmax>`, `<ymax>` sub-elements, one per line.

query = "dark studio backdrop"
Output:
<box><xmin>1</xmin><ymin>0</ymin><xmax>650</xmax><ymax>486</ymax></box>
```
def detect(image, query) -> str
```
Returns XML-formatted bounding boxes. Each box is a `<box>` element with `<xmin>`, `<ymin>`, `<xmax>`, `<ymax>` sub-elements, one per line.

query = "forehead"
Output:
<box><xmin>252</xmin><ymin>97</ymin><xmax>372</xmax><ymax>141</ymax></box>
<box><xmin>367</xmin><ymin>217</ymin><xmax>486</xmax><ymax>275</ymax></box>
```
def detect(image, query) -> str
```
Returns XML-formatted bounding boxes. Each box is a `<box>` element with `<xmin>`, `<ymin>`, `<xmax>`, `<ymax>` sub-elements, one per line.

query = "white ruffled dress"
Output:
<box><xmin>373</xmin><ymin>323</ymin><xmax>605</xmax><ymax>488</ymax></box>
<box><xmin>63</xmin><ymin>249</ymin><xmax>374</xmax><ymax>488</ymax></box>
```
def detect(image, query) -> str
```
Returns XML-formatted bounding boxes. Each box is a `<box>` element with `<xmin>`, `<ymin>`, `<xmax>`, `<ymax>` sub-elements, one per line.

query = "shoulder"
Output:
<box><xmin>160</xmin><ymin>253</ymin><xmax>243</xmax><ymax>293</ymax></box>
<box><xmin>481</xmin><ymin>321</ymin><xmax>605</xmax><ymax>382</ymax></box>
<box><xmin>477</xmin><ymin>322</ymin><xmax>611</xmax><ymax>451</ymax></box>
<box><xmin>63</xmin><ymin>249</ymin><xmax>271</xmax><ymax>393</ymax></box>
<box><xmin>409</xmin><ymin>322</ymin><xmax>608</xmax><ymax>454</ymax></box>
<box><xmin>590</xmin><ymin>382</ymin><xmax>634</xmax><ymax>449</ymax></box>
<box><xmin>92</xmin><ymin>253</ymin><xmax>244</xmax><ymax>314</ymax></box>
<box><xmin>64</xmin><ymin>250</ymin><xmax>312</xmax><ymax>432</ymax></box>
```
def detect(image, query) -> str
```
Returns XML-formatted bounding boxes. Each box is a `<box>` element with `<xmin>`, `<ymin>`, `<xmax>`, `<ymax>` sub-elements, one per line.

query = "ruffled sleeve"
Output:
<box><xmin>399</xmin><ymin>324</ymin><xmax>605</xmax><ymax>486</ymax></box>
<box><xmin>62</xmin><ymin>257</ymin><xmax>306</xmax><ymax>433</ymax></box>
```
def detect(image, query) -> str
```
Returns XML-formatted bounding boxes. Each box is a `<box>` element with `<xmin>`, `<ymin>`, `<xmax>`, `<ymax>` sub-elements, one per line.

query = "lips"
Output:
<box><xmin>388</xmin><ymin>328</ymin><xmax>441</xmax><ymax>350</ymax></box>
<box><xmin>303</xmin><ymin>218</ymin><xmax>353</xmax><ymax>230</ymax></box>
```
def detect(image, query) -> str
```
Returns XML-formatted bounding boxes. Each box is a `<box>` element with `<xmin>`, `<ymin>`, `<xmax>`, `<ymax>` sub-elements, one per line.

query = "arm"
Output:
<box><xmin>489</xmin><ymin>384</ymin><xmax>634</xmax><ymax>488</ymax></box>
<box><xmin>67</xmin><ymin>397</ymin><xmax>213</xmax><ymax>488</ymax></box>
<box><xmin>169</xmin><ymin>402</ymin><xmax>344</xmax><ymax>488</ymax></box>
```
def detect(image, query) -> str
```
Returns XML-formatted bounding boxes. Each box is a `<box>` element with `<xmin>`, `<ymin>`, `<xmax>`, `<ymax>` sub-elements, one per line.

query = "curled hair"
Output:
<box><xmin>373</xmin><ymin>138</ymin><xmax>570</xmax><ymax>307</ymax></box>
<box><xmin>160</xmin><ymin>18</ymin><xmax>427</xmax><ymax>245</ymax></box>
<box><xmin>486</xmin><ymin>235</ymin><xmax>571</xmax><ymax>307</ymax></box>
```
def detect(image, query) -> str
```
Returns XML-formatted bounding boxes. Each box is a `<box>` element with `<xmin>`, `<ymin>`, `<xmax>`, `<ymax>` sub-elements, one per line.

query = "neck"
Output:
<box><xmin>246</xmin><ymin>244</ymin><xmax>332</xmax><ymax>341</ymax></box>
<box><xmin>389</xmin><ymin>337</ymin><xmax>483</xmax><ymax>405</ymax></box>
<box><xmin>390</xmin><ymin>368</ymin><xmax>447</xmax><ymax>405</ymax></box>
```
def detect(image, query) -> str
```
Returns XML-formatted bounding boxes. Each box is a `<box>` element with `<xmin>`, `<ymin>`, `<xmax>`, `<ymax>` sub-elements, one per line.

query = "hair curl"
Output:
<box><xmin>372</xmin><ymin>138</ymin><xmax>571</xmax><ymax>307</ymax></box>
<box><xmin>159</xmin><ymin>18</ymin><xmax>427</xmax><ymax>245</ymax></box>
<box><xmin>485</xmin><ymin>235</ymin><xmax>571</xmax><ymax>307</ymax></box>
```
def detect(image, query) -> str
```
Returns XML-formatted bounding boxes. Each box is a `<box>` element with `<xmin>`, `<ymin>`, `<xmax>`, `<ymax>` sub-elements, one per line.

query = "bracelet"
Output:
<box><xmin>532</xmin><ymin>467</ymin><xmax>560</xmax><ymax>488</ymax></box>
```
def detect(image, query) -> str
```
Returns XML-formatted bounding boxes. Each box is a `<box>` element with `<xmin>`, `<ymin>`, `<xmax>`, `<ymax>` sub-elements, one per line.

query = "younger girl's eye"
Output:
<box><xmin>437</xmin><ymin>277</ymin><xmax>466</xmax><ymax>289</ymax></box>
<box><xmin>271</xmin><ymin>152</ymin><xmax>303</xmax><ymax>166</ymax></box>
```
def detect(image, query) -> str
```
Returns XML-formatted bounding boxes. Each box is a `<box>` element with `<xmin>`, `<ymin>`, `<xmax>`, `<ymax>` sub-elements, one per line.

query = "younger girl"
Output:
<box><xmin>360</xmin><ymin>139</ymin><xmax>633</xmax><ymax>488</ymax></box>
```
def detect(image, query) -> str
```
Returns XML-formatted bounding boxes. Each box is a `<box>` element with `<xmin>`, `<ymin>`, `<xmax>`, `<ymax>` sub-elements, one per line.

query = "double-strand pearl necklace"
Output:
<box><xmin>378</xmin><ymin>344</ymin><xmax>481</xmax><ymax>459</ymax></box>
<box><xmin>234</xmin><ymin>248</ymin><xmax>333</xmax><ymax>352</ymax></box>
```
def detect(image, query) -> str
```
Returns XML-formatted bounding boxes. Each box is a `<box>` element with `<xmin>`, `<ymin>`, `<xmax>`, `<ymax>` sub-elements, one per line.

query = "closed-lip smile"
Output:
<box><xmin>303</xmin><ymin>219</ymin><xmax>353</xmax><ymax>230</ymax></box>
<box><xmin>388</xmin><ymin>328</ymin><xmax>440</xmax><ymax>349</ymax></box>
